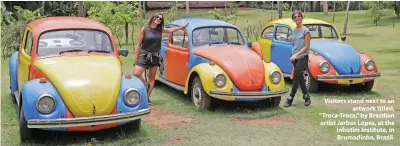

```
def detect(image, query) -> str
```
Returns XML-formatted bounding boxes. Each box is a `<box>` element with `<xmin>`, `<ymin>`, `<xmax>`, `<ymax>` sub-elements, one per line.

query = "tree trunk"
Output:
<box><xmin>343</xmin><ymin>1</ymin><xmax>351</xmax><ymax>36</ymax></box>
<box><xmin>186</xmin><ymin>1</ymin><xmax>189</xmax><ymax>14</ymax></box>
<box><xmin>304</xmin><ymin>1</ymin><xmax>307</xmax><ymax>16</ymax></box>
<box><xmin>333</xmin><ymin>2</ymin><xmax>336</xmax><ymax>22</ymax></box>
<box><xmin>77</xmin><ymin>1</ymin><xmax>85</xmax><ymax>17</ymax></box>
<box><xmin>277</xmin><ymin>1</ymin><xmax>282</xmax><ymax>18</ymax></box>
<box><xmin>224</xmin><ymin>1</ymin><xmax>227</xmax><ymax>21</ymax></box>
<box><xmin>140</xmin><ymin>2</ymin><xmax>146</xmax><ymax>27</ymax></box>
<box><xmin>290</xmin><ymin>1</ymin><xmax>294</xmax><ymax>12</ymax></box>
<box><xmin>359</xmin><ymin>1</ymin><xmax>361</xmax><ymax>10</ymax></box>
<box><xmin>40</xmin><ymin>1</ymin><xmax>45</xmax><ymax>16</ymax></box>
<box><xmin>271</xmin><ymin>1</ymin><xmax>274</xmax><ymax>21</ymax></box>
<box><xmin>125</xmin><ymin>23</ymin><xmax>129</xmax><ymax>44</ymax></box>
<box><xmin>312</xmin><ymin>1</ymin><xmax>316</xmax><ymax>12</ymax></box>
<box><xmin>323</xmin><ymin>1</ymin><xmax>328</xmax><ymax>15</ymax></box>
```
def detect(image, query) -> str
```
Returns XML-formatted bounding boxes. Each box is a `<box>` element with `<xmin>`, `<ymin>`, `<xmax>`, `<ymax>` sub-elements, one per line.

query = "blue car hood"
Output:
<box><xmin>310</xmin><ymin>40</ymin><xmax>360</xmax><ymax>75</ymax></box>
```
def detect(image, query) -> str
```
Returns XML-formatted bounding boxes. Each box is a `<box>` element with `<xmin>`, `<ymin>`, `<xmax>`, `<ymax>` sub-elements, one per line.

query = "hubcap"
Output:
<box><xmin>192</xmin><ymin>83</ymin><xmax>202</xmax><ymax>108</ymax></box>
<box><xmin>303</xmin><ymin>70</ymin><xmax>310</xmax><ymax>90</ymax></box>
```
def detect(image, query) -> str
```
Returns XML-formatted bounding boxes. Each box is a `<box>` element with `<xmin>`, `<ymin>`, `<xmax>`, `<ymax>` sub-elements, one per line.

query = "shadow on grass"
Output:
<box><xmin>23</xmin><ymin>124</ymin><xmax>149</xmax><ymax>145</ymax></box>
<box><xmin>154</xmin><ymin>82</ymin><xmax>287</xmax><ymax>118</ymax></box>
<box><xmin>284</xmin><ymin>78</ymin><xmax>380</xmax><ymax>98</ymax></box>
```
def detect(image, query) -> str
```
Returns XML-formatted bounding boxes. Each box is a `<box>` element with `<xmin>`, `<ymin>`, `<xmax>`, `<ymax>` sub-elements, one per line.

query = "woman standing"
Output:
<box><xmin>284</xmin><ymin>11</ymin><xmax>311</xmax><ymax>107</ymax></box>
<box><xmin>133</xmin><ymin>13</ymin><xmax>188</xmax><ymax>105</ymax></box>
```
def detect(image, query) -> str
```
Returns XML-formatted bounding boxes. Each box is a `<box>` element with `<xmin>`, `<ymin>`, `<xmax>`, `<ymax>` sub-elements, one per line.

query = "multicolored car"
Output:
<box><xmin>8</xmin><ymin>17</ymin><xmax>150</xmax><ymax>141</ymax></box>
<box><xmin>258</xmin><ymin>18</ymin><xmax>381</xmax><ymax>92</ymax></box>
<box><xmin>156</xmin><ymin>18</ymin><xmax>288</xmax><ymax>110</ymax></box>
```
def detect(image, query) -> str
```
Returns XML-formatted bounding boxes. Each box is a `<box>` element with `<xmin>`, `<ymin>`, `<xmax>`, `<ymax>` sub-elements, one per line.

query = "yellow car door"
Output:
<box><xmin>17</xmin><ymin>28</ymin><xmax>34</xmax><ymax>92</ymax></box>
<box><xmin>258</xmin><ymin>24</ymin><xmax>275</xmax><ymax>60</ymax></box>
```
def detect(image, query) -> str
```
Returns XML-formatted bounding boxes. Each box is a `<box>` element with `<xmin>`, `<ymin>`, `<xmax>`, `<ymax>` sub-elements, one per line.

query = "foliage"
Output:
<box><xmin>1</xmin><ymin>4</ymin><xmax>42</xmax><ymax>59</ymax></box>
<box><xmin>394</xmin><ymin>1</ymin><xmax>400</xmax><ymax>17</ymax></box>
<box><xmin>208</xmin><ymin>4</ymin><xmax>238</xmax><ymax>24</ymax></box>
<box><xmin>86</xmin><ymin>2</ymin><xmax>140</xmax><ymax>47</ymax></box>
<box><xmin>163</xmin><ymin>1</ymin><xmax>184</xmax><ymax>24</ymax></box>
<box><xmin>244</xmin><ymin>19</ymin><xmax>269</xmax><ymax>42</ymax></box>
<box><xmin>365</xmin><ymin>1</ymin><xmax>384</xmax><ymax>26</ymax></box>
<box><xmin>42</xmin><ymin>1</ymin><xmax>78</xmax><ymax>16</ymax></box>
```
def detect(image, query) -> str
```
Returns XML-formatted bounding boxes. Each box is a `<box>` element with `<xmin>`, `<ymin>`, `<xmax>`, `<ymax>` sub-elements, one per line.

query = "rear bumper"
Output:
<box><xmin>209</xmin><ymin>88</ymin><xmax>288</xmax><ymax>100</ymax></box>
<box><xmin>27</xmin><ymin>108</ymin><xmax>150</xmax><ymax>128</ymax></box>
<box><xmin>316</xmin><ymin>73</ymin><xmax>381</xmax><ymax>81</ymax></box>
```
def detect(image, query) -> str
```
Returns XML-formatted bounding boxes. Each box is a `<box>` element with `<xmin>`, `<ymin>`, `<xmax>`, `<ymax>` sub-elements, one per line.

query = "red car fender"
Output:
<box><xmin>359</xmin><ymin>52</ymin><xmax>378</xmax><ymax>82</ymax></box>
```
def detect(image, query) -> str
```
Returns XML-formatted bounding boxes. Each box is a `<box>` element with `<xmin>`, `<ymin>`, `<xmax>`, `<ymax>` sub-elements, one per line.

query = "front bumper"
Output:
<box><xmin>316</xmin><ymin>73</ymin><xmax>381</xmax><ymax>81</ymax></box>
<box><xmin>210</xmin><ymin>88</ymin><xmax>289</xmax><ymax>100</ymax></box>
<box><xmin>27</xmin><ymin>108</ymin><xmax>150</xmax><ymax>128</ymax></box>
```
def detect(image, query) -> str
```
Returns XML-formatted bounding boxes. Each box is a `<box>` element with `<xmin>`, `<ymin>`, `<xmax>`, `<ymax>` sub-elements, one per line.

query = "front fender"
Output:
<box><xmin>21</xmin><ymin>79</ymin><xmax>67</xmax><ymax>121</ymax></box>
<box><xmin>184</xmin><ymin>63</ymin><xmax>234</xmax><ymax>95</ymax></box>
<box><xmin>9</xmin><ymin>51</ymin><xmax>18</xmax><ymax>93</ymax></box>
<box><xmin>117</xmin><ymin>74</ymin><xmax>148</xmax><ymax>114</ymax></box>
<box><xmin>263</xmin><ymin>62</ymin><xmax>286</xmax><ymax>91</ymax></box>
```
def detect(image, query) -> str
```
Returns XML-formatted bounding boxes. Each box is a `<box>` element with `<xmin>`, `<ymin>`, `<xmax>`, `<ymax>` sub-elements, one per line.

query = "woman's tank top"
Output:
<box><xmin>141</xmin><ymin>28</ymin><xmax>162</xmax><ymax>52</ymax></box>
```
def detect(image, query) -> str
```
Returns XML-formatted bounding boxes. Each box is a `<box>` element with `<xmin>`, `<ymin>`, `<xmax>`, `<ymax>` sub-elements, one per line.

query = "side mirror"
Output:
<box><xmin>341</xmin><ymin>36</ymin><xmax>347</xmax><ymax>41</ymax></box>
<box><xmin>118</xmin><ymin>49</ymin><xmax>128</xmax><ymax>57</ymax></box>
<box><xmin>247</xmin><ymin>42</ymin><xmax>252</xmax><ymax>48</ymax></box>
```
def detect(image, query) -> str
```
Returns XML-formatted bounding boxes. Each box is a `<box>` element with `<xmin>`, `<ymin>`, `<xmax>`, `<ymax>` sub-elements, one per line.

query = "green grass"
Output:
<box><xmin>2</xmin><ymin>8</ymin><xmax>400</xmax><ymax>145</ymax></box>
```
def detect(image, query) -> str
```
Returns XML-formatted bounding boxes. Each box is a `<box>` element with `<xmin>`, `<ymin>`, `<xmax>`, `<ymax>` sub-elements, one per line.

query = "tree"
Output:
<box><xmin>343</xmin><ymin>1</ymin><xmax>351</xmax><ymax>36</ymax></box>
<box><xmin>277</xmin><ymin>1</ymin><xmax>282</xmax><ymax>19</ymax></box>
<box><xmin>186</xmin><ymin>1</ymin><xmax>189</xmax><ymax>14</ymax></box>
<box><xmin>333</xmin><ymin>2</ymin><xmax>336</xmax><ymax>22</ymax></box>
<box><xmin>77</xmin><ymin>1</ymin><xmax>85</xmax><ymax>17</ymax></box>
<box><xmin>304</xmin><ymin>1</ymin><xmax>307</xmax><ymax>16</ymax></box>
<box><xmin>366</xmin><ymin>1</ymin><xmax>384</xmax><ymax>26</ymax></box>
<box><xmin>271</xmin><ymin>1</ymin><xmax>274</xmax><ymax>21</ymax></box>
<box><xmin>323</xmin><ymin>1</ymin><xmax>328</xmax><ymax>15</ymax></box>
<box><xmin>394</xmin><ymin>1</ymin><xmax>400</xmax><ymax>18</ymax></box>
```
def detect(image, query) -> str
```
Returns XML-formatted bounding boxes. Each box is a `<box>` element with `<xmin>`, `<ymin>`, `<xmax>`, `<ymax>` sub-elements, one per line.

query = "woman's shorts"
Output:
<box><xmin>135</xmin><ymin>55</ymin><xmax>160</xmax><ymax>68</ymax></box>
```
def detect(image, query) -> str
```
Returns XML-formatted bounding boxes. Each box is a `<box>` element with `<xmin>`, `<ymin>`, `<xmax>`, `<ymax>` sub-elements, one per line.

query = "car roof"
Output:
<box><xmin>269</xmin><ymin>18</ymin><xmax>332</xmax><ymax>28</ymax></box>
<box><xmin>27</xmin><ymin>16</ymin><xmax>112</xmax><ymax>36</ymax></box>
<box><xmin>166</xmin><ymin>18</ymin><xmax>240</xmax><ymax>32</ymax></box>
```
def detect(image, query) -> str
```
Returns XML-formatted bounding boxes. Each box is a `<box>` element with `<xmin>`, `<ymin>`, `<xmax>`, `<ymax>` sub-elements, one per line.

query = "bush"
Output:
<box><xmin>1</xmin><ymin>3</ymin><xmax>42</xmax><ymax>59</ymax></box>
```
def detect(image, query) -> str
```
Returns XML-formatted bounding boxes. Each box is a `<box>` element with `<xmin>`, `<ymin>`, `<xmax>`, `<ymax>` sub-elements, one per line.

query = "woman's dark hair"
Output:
<box><xmin>292</xmin><ymin>11</ymin><xmax>304</xmax><ymax>20</ymax></box>
<box><xmin>147</xmin><ymin>13</ymin><xmax>164</xmax><ymax>31</ymax></box>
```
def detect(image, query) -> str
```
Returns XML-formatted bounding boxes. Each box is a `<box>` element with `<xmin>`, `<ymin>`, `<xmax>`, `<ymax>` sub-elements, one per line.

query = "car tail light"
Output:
<box><xmin>29</xmin><ymin>66</ymin><xmax>49</xmax><ymax>80</ymax></box>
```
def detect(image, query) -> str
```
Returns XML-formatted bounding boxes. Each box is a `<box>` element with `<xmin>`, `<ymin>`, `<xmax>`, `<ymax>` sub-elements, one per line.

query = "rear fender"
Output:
<box><xmin>9</xmin><ymin>51</ymin><xmax>19</xmax><ymax>94</ymax></box>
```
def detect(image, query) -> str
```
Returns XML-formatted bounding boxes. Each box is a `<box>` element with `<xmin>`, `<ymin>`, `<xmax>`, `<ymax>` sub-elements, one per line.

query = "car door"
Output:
<box><xmin>18</xmin><ymin>27</ymin><xmax>34</xmax><ymax>91</ymax></box>
<box><xmin>271</xmin><ymin>24</ymin><xmax>293</xmax><ymax>74</ymax></box>
<box><xmin>165</xmin><ymin>29</ymin><xmax>190</xmax><ymax>86</ymax></box>
<box><xmin>258</xmin><ymin>25</ymin><xmax>274</xmax><ymax>60</ymax></box>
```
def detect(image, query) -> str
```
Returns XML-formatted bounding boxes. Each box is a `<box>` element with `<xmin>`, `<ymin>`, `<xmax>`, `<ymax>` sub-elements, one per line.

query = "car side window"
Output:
<box><xmin>261</xmin><ymin>26</ymin><xmax>274</xmax><ymax>39</ymax></box>
<box><xmin>275</xmin><ymin>26</ymin><xmax>292</xmax><ymax>42</ymax></box>
<box><xmin>171</xmin><ymin>30</ymin><xmax>188</xmax><ymax>48</ymax></box>
<box><xmin>24</xmin><ymin>30</ymin><xmax>33</xmax><ymax>55</ymax></box>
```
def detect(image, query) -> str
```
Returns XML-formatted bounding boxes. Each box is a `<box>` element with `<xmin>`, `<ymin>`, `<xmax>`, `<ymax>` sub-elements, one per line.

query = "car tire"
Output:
<box><xmin>19</xmin><ymin>106</ymin><xmax>36</xmax><ymax>142</ymax></box>
<box><xmin>303</xmin><ymin>69</ymin><xmax>319</xmax><ymax>93</ymax></box>
<box><xmin>191</xmin><ymin>76</ymin><xmax>212</xmax><ymax>110</ymax></box>
<box><xmin>350</xmin><ymin>80</ymin><xmax>374</xmax><ymax>91</ymax></box>
<box><xmin>121</xmin><ymin>119</ymin><xmax>141</xmax><ymax>132</ymax></box>
<box><xmin>269</xmin><ymin>96</ymin><xmax>281</xmax><ymax>107</ymax></box>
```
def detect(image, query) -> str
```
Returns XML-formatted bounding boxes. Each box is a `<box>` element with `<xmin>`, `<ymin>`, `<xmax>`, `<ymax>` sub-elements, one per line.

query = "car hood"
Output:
<box><xmin>33</xmin><ymin>55</ymin><xmax>121</xmax><ymax>117</ymax></box>
<box><xmin>310</xmin><ymin>40</ymin><xmax>361</xmax><ymax>75</ymax></box>
<box><xmin>193</xmin><ymin>45</ymin><xmax>265</xmax><ymax>91</ymax></box>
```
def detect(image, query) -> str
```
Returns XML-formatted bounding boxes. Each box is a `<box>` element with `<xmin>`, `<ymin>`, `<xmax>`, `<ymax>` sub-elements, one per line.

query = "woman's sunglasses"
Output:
<box><xmin>155</xmin><ymin>15</ymin><xmax>163</xmax><ymax>21</ymax></box>
<box><xmin>293</xmin><ymin>15</ymin><xmax>302</xmax><ymax>19</ymax></box>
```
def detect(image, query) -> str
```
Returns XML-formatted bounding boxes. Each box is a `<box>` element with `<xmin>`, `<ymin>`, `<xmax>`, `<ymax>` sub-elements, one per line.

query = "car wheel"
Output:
<box><xmin>350</xmin><ymin>80</ymin><xmax>374</xmax><ymax>91</ymax></box>
<box><xmin>191</xmin><ymin>76</ymin><xmax>212</xmax><ymax>110</ymax></box>
<box><xmin>303</xmin><ymin>69</ymin><xmax>319</xmax><ymax>93</ymax></box>
<box><xmin>121</xmin><ymin>119</ymin><xmax>141</xmax><ymax>132</ymax></box>
<box><xmin>19</xmin><ymin>106</ymin><xmax>35</xmax><ymax>142</ymax></box>
<box><xmin>269</xmin><ymin>96</ymin><xmax>281</xmax><ymax>107</ymax></box>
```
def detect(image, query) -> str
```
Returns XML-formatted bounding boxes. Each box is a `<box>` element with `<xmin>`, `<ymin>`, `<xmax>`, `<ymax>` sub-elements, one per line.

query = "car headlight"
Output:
<box><xmin>320</xmin><ymin>61</ymin><xmax>330</xmax><ymax>73</ymax></box>
<box><xmin>36</xmin><ymin>94</ymin><xmax>55</xmax><ymax>114</ymax></box>
<box><xmin>124</xmin><ymin>88</ymin><xmax>141</xmax><ymax>107</ymax></box>
<box><xmin>214</xmin><ymin>74</ymin><xmax>226</xmax><ymax>88</ymax></box>
<box><xmin>365</xmin><ymin>60</ymin><xmax>375</xmax><ymax>71</ymax></box>
<box><xmin>270</xmin><ymin>71</ymin><xmax>281</xmax><ymax>84</ymax></box>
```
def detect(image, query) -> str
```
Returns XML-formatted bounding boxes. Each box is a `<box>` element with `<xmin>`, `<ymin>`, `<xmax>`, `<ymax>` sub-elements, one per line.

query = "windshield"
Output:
<box><xmin>37</xmin><ymin>30</ymin><xmax>113</xmax><ymax>56</ymax></box>
<box><xmin>304</xmin><ymin>24</ymin><xmax>339</xmax><ymax>40</ymax></box>
<box><xmin>192</xmin><ymin>27</ymin><xmax>244</xmax><ymax>47</ymax></box>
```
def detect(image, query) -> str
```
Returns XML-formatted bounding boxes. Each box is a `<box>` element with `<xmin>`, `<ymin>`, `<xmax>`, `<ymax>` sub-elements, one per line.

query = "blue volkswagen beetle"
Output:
<box><xmin>258</xmin><ymin>18</ymin><xmax>381</xmax><ymax>92</ymax></box>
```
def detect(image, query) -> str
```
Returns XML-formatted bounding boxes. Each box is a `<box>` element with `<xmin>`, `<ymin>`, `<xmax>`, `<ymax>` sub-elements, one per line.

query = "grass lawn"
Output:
<box><xmin>1</xmin><ymin>8</ymin><xmax>400</xmax><ymax>145</ymax></box>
